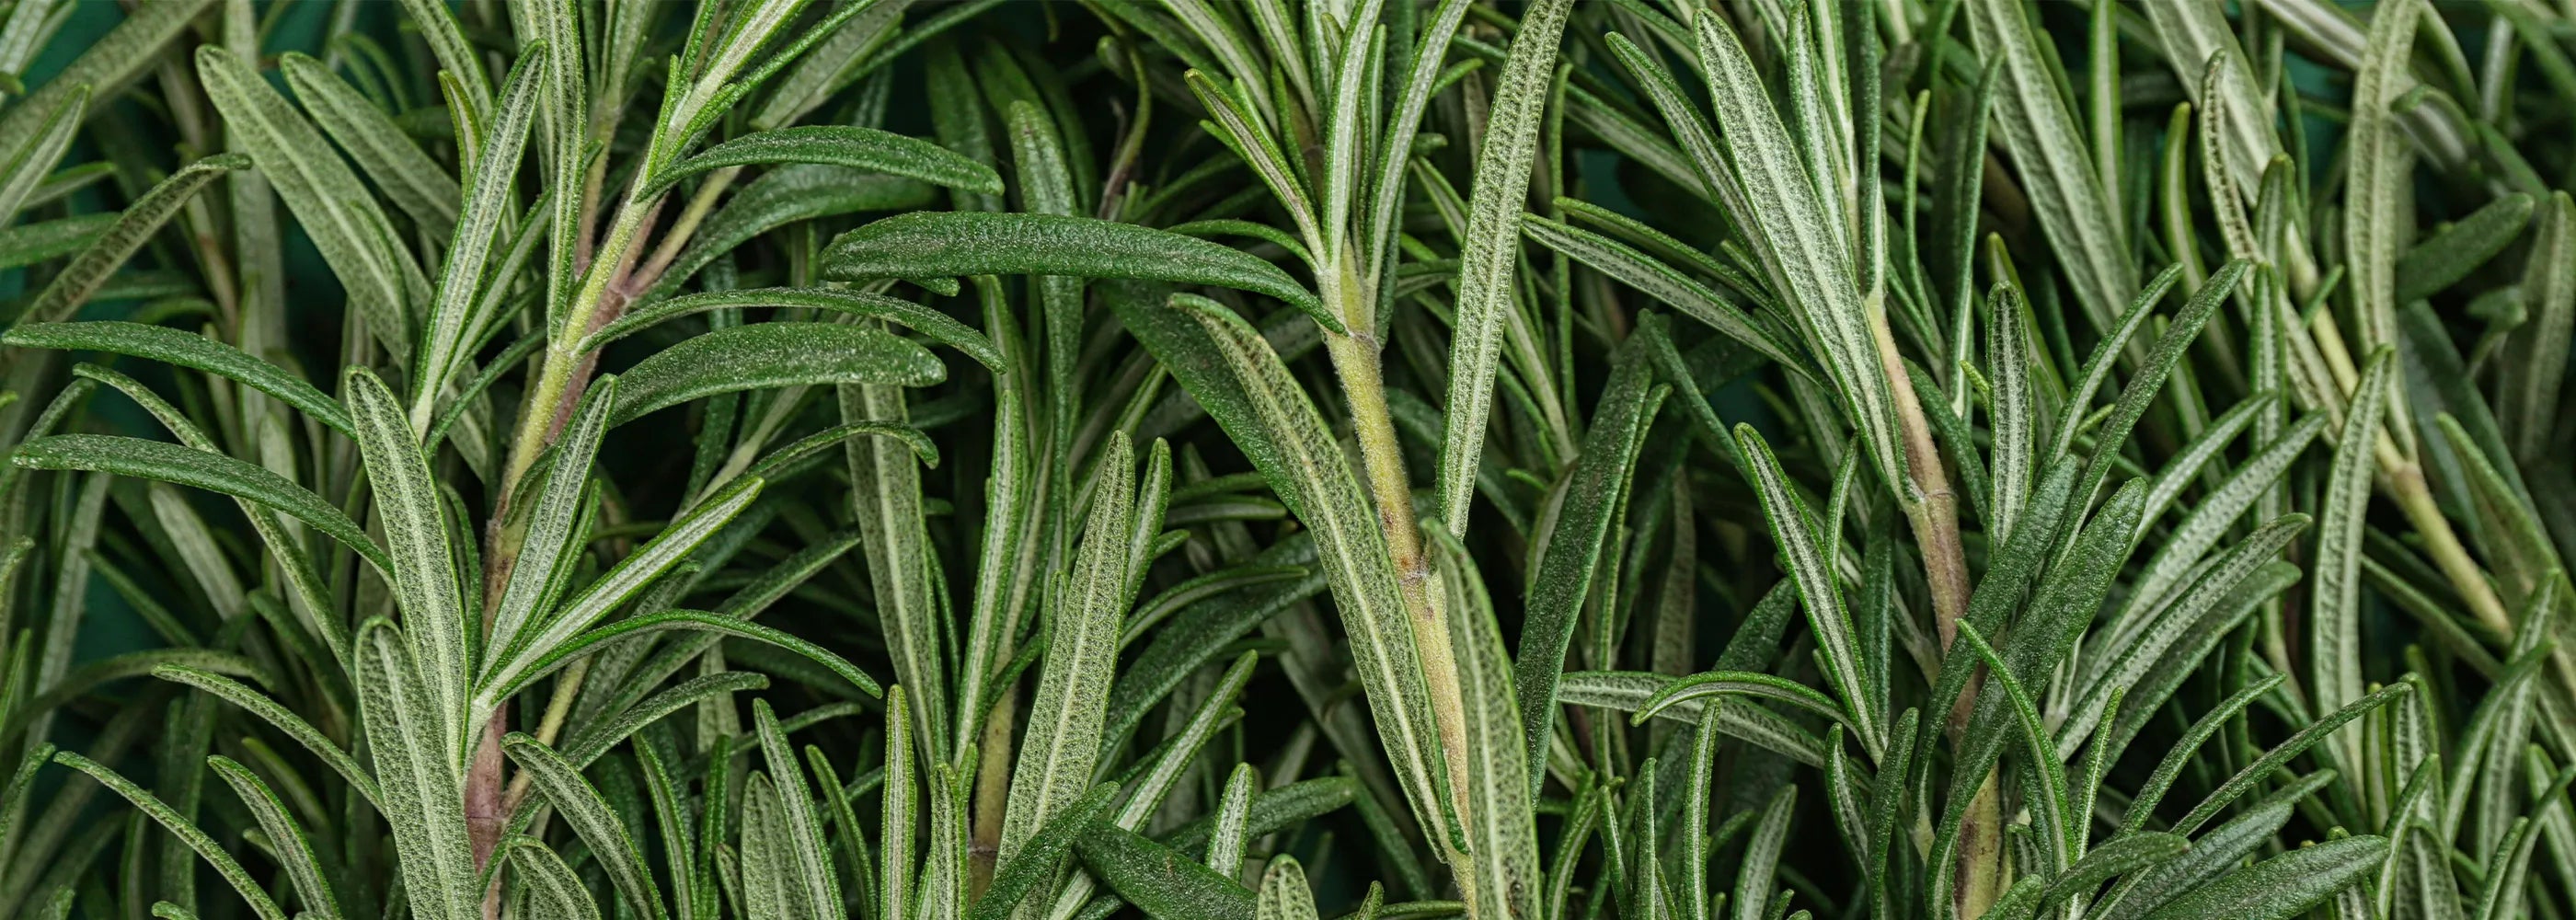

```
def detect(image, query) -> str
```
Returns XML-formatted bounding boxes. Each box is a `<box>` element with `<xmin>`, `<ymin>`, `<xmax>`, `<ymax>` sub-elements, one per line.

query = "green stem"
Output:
<box><xmin>496</xmin><ymin>194</ymin><xmax>661</xmax><ymax>504</ymax></box>
<box><xmin>470</xmin><ymin>189</ymin><xmax>663</xmax><ymax>903</ymax></box>
<box><xmin>632</xmin><ymin>167</ymin><xmax>742</xmax><ymax>290</ymax></box>
<box><xmin>1319</xmin><ymin>258</ymin><xmax>1478</xmax><ymax>879</ymax></box>
<box><xmin>2385</xmin><ymin>464</ymin><xmax>2511</xmax><ymax>635</ymax></box>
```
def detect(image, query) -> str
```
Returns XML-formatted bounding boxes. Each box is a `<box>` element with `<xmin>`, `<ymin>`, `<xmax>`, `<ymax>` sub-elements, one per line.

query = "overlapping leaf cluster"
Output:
<box><xmin>0</xmin><ymin>2</ymin><xmax>2570</xmax><ymax>920</ymax></box>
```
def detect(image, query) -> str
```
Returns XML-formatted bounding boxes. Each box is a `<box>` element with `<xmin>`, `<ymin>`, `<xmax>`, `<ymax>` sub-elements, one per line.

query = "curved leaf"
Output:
<box><xmin>2138</xmin><ymin>834</ymin><xmax>2386</xmax><ymax>920</ymax></box>
<box><xmin>12</xmin><ymin>434</ymin><xmax>387</xmax><ymax>571</ymax></box>
<box><xmin>584</xmin><ymin>286</ymin><xmax>1002</xmax><ymax>370</ymax></box>
<box><xmin>197</xmin><ymin>45</ymin><xmax>423</xmax><ymax>354</ymax></box>
<box><xmin>8</xmin><ymin>154</ymin><xmax>246</xmax><ymax>328</ymax></box>
<box><xmin>154</xmin><ymin>664</ymin><xmax>381</xmax><ymax>807</ymax></box>
<box><xmin>610</xmin><ymin>323</ymin><xmax>947</xmax><ymax>426</ymax></box>
<box><xmin>478</xmin><ymin>609</ymin><xmax>882</xmax><ymax>704</ymax></box>
<box><xmin>822</xmin><ymin>211</ymin><xmax>1326</xmax><ymax>324</ymax></box>
<box><xmin>6</xmin><ymin>321</ymin><xmax>352</xmax><ymax>434</ymax></box>
<box><xmin>51</xmin><ymin>752</ymin><xmax>289</xmax><ymax>920</ymax></box>
<box><xmin>282</xmin><ymin>52</ymin><xmax>459</xmax><ymax>236</ymax></box>
<box><xmin>502</xmin><ymin>732</ymin><xmax>670</xmax><ymax>920</ymax></box>
<box><xmin>649</xmin><ymin>164</ymin><xmax>934</xmax><ymax>297</ymax></box>
<box><xmin>507</xmin><ymin>837</ymin><xmax>606</xmax><ymax>920</ymax></box>
<box><xmin>480</xmin><ymin>476</ymin><xmax>764</xmax><ymax>708</ymax></box>
<box><xmin>1632</xmin><ymin>671</ymin><xmax>1853</xmax><ymax>734</ymax></box>
<box><xmin>650</xmin><ymin>124</ymin><xmax>1005</xmax><ymax>196</ymax></box>
<box><xmin>1076</xmin><ymin>821</ymin><xmax>1256</xmax><ymax>920</ymax></box>
<box><xmin>206</xmin><ymin>756</ymin><xmax>340</xmax><ymax>920</ymax></box>
<box><xmin>1520</xmin><ymin>213</ymin><xmax>1804</xmax><ymax>373</ymax></box>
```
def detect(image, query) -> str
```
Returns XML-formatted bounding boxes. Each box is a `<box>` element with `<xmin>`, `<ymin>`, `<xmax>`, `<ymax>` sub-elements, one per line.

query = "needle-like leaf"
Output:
<box><xmin>197</xmin><ymin>46</ymin><xmax>425</xmax><ymax>355</ymax></box>
<box><xmin>823</xmin><ymin>212</ymin><xmax>1328</xmax><ymax>327</ymax></box>
<box><xmin>609</xmin><ymin>323</ymin><xmax>947</xmax><ymax>426</ymax></box>
<box><xmin>1436</xmin><ymin>0</ymin><xmax>1573</xmax><ymax>533</ymax></box>
<box><xmin>650</xmin><ymin>124</ymin><xmax>1005</xmax><ymax>196</ymax></box>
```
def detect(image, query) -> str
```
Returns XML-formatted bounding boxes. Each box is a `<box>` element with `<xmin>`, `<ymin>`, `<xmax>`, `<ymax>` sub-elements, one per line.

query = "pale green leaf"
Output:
<box><xmin>478</xmin><ymin>477</ymin><xmax>765</xmax><ymax>710</ymax></box>
<box><xmin>503</xmin><ymin>731</ymin><xmax>672</xmax><ymax>919</ymax></box>
<box><xmin>2178</xmin><ymin>683</ymin><xmax>2414</xmax><ymax>836</ymax></box>
<box><xmin>197</xmin><ymin>46</ymin><xmax>424</xmax><ymax>355</ymax></box>
<box><xmin>414</xmin><ymin>49</ymin><xmax>542</xmax><ymax>419</ymax></box>
<box><xmin>843</xmin><ymin>376</ymin><xmax>946</xmax><ymax>762</ymax></box>
<box><xmin>561</xmin><ymin>672</ymin><xmax>769</xmax><ymax>769</ymax></box>
<box><xmin>1732</xmin><ymin>424</ymin><xmax>1884</xmax><ymax>759</ymax></box>
<box><xmin>2076</xmin><ymin>512</ymin><xmax>2311</xmax><ymax>753</ymax></box>
<box><xmin>1258</xmin><ymin>858</ymin><xmax>1322</xmax><ymax>920</ymax></box>
<box><xmin>882</xmin><ymin>685</ymin><xmax>916</xmax><ymax>920</ymax></box>
<box><xmin>1518</xmin><ymin>214</ymin><xmax>1805</xmax><ymax>372</ymax></box>
<box><xmin>1002</xmin><ymin>432</ymin><xmax>1137</xmax><ymax>879</ymax></box>
<box><xmin>2099</xmin><ymin>773</ymin><xmax>2329</xmax><ymax>920</ymax></box>
<box><xmin>2395</xmin><ymin>192</ymin><xmax>2532</xmax><ymax>305</ymax></box>
<box><xmin>1157</xmin><ymin>291</ymin><xmax>1446</xmax><ymax>845</ymax></box>
<box><xmin>1207</xmin><ymin>763</ymin><xmax>1256</xmax><ymax>878</ymax></box>
<box><xmin>282</xmin><ymin>52</ymin><xmax>460</xmax><ymax>236</ymax></box>
<box><xmin>1633</xmin><ymin>671</ymin><xmax>1854</xmax><ymax>735</ymax></box>
<box><xmin>1429</xmin><ymin>530</ymin><xmax>1539</xmax><ymax>920</ymax></box>
<box><xmin>352</xmin><ymin>621</ymin><xmax>478</xmax><ymax>920</ymax></box>
<box><xmin>1965</xmin><ymin>0</ymin><xmax>2139</xmax><ymax>332</ymax></box>
<box><xmin>2343</xmin><ymin>0</ymin><xmax>2424</xmax><ymax>361</ymax></box>
<box><xmin>1556</xmin><ymin>671</ymin><xmax>1831</xmax><ymax>768</ymax></box>
<box><xmin>1955</xmin><ymin>622</ymin><xmax>2075</xmax><ymax>871</ymax></box>
<box><xmin>477</xmin><ymin>608</ymin><xmax>882</xmax><ymax>706</ymax></box>
<box><xmin>507</xmin><ymin>837</ymin><xmax>606</xmax><ymax>920</ymax></box>
<box><xmin>753</xmin><ymin>700</ymin><xmax>838</xmax><ymax>918</ymax></box>
<box><xmin>346</xmin><ymin>368</ymin><xmax>470</xmax><ymax>759</ymax></box>
<box><xmin>1690</xmin><ymin>10</ymin><xmax>1907</xmax><ymax>499</ymax></box>
<box><xmin>483</xmin><ymin>377</ymin><xmax>611</xmax><ymax>673</ymax></box>
<box><xmin>0</xmin><ymin>213</ymin><xmax>105</xmax><ymax>269</ymax></box>
<box><xmin>2311</xmin><ymin>350</ymin><xmax>2396</xmax><ymax>728</ymax></box>
<box><xmin>1732</xmin><ymin>785</ymin><xmax>1795</xmax><ymax>920</ymax></box>
<box><xmin>1436</xmin><ymin>0</ymin><xmax>1572</xmax><ymax>533</ymax></box>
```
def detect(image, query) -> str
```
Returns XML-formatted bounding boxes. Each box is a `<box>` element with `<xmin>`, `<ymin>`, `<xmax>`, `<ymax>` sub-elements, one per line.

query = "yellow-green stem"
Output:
<box><xmin>970</xmin><ymin>684</ymin><xmax>1018</xmax><ymax>898</ymax></box>
<box><xmin>1318</xmin><ymin>260</ymin><xmax>1478</xmax><ymax>884</ymax></box>
<box><xmin>634</xmin><ymin>167</ymin><xmax>742</xmax><ymax>288</ymax></box>
<box><xmin>499</xmin><ymin>658</ymin><xmax>591</xmax><ymax>814</ymax></box>
<box><xmin>496</xmin><ymin>194</ymin><xmax>662</xmax><ymax>503</ymax></box>
<box><xmin>2385</xmin><ymin>464</ymin><xmax>2512</xmax><ymax>636</ymax></box>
